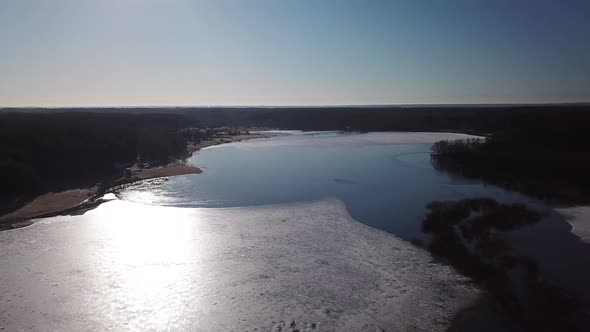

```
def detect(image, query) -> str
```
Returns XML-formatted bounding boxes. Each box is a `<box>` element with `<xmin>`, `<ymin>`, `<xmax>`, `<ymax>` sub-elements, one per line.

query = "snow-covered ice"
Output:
<box><xmin>556</xmin><ymin>206</ymin><xmax>590</xmax><ymax>244</ymax></box>
<box><xmin>0</xmin><ymin>198</ymin><xmax>480</xmax><ymax>331</ymax></box>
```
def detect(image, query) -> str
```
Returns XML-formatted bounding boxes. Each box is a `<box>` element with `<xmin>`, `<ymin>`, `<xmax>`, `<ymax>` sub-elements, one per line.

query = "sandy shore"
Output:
<box><xmin>0</xmin><ymin>133</ymin><xmax>267</xmax><ymax>226</ymax></box>
<box><xmin>0</xmin><ymin>163</ymin><xmax>203</xmax><ymax>227</ymax></box>
<box><xmin>0</xmin><ymin>189</ymin><xmax>96</xmax><ymax>228</ymax></box>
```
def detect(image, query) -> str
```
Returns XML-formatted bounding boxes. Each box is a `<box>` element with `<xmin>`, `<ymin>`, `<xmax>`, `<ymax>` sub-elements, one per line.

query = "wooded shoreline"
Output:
<box><xmin>0</xmin><ymin>133</ymin><xmax>267</xmax><ymax>228</ymax></box>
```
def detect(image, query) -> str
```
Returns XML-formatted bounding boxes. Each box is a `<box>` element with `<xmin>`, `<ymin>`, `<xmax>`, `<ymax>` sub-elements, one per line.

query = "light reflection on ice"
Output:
<box><xmin>85</xmin><ymin>201</ymin><xmax>202</xmax><ymax>330</ymax></box>
<box><xmin>0</xmin><ymin>198</ymin><xmax>480</xmax><ymax>331</ymax></box>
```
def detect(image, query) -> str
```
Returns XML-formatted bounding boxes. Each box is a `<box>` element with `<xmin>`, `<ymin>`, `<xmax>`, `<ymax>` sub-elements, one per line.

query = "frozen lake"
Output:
<box><xmin>4</xmin><ymin>131</ymin><xmax>587</xmax><ymax>331</ymax></box>
<box><xmin>0</xmin><ymin>198</ymin><xmax>481</xmax><ymax>331</ymax></box>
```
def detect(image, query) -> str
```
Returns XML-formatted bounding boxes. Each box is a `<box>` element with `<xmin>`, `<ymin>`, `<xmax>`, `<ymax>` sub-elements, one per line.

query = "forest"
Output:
<box><xmin>430</xmin><ymin>124</ymin><xmax>590</xmax><ymax>205</ymax></box>
<box><xmin>7</xmin><ymin>104</ymin><xmax>589</xmax><ymax>133</ymax></box>
<box><xmin>0</xmin><ymin>112</ymin><xmax>200</xmax><ymax>213</ymax></box>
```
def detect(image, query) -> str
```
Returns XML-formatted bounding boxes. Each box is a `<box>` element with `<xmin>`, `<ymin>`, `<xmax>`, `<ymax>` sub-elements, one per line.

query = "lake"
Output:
<box><xmin>119</xmin><ymin>131</ymin><xmax>536</xmax><ymax>241</ymax></box>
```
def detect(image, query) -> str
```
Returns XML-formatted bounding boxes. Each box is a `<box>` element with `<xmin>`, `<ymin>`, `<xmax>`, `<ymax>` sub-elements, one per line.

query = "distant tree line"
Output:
<box><xmin>9</xmin><ymin>104</ymin><xmax>588</xmax><ymax>134</ymax></box>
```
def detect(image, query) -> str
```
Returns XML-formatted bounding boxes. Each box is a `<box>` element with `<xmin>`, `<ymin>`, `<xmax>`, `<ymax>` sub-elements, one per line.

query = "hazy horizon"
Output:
<box><xmin>2</xmin><ymin>102</ymin><xmax>590</xmax><ymax>110</ymax></box>
<box><xmin>1</xmin><ymin>0</ymin><xmax>589</xmax><ymax>107</ymax></box>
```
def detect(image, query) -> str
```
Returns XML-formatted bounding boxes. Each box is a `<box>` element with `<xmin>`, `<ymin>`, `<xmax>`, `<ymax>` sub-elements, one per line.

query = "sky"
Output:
<box><xmin>1</xmin><ymin>0</ymin><xmax>589</xmax><ymax>107</ymax></box>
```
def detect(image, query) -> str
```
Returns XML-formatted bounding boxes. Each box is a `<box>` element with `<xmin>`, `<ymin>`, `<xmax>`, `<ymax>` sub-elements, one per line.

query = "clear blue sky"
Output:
<box><xmin>1</xmin><ymin>0</ymin><xmax>589</xmax><ymax>106</ymax></box>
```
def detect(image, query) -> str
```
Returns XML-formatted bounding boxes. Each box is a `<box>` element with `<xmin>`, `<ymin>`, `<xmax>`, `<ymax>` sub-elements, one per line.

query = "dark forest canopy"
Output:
<box><xmin>0</xmin><ymin>112</ymin><xmax>201</xmax><ymax>213</ymax></box>
<box><xmin>431</xmin><ymin>130</ymin><xmax>590</xmax><ymax>205</ymax></box>
<box><xmin>2</xmin><ymin>104</ymin><xmax>589</xmax><ymax>133</ymax></box>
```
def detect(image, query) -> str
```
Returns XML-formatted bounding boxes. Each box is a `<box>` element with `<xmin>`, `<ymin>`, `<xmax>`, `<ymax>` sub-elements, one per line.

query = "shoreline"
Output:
<box><xmin>0</xmin><ymin>133</ymin><xmax>269</xmax><ymax>229</ymax></box>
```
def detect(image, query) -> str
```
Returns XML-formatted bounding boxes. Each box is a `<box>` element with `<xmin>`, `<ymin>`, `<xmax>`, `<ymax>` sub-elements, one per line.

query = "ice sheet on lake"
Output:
<box><xmin>556</xmin><ymin>206</ymin><xmax>590</xmax><ymax>244</ymax></box>
<box><xmin>0</xmin><ymin>199</ymin><xmax>480</xmax><ymax>331</ymax></box>
<box><xmin>221</xmin><ymin>131</ymin><xmax>483</xmax><ymax>150</ymax></box>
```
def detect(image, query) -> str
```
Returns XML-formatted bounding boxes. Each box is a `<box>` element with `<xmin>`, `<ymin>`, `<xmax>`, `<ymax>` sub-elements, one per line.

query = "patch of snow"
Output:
<box><xmin>556</xmin><ymin>206</ymin><xmax>590</xmax><ymax>243</ymax></box>
<box><xmin>102</xmin><ymin>193</ymin><xmax>117</xmax><ymax>200</ymax></box>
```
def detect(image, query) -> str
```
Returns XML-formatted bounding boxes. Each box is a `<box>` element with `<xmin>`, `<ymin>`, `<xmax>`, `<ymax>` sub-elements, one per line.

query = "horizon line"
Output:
<box><xmin>2</xmin><ymin>102</ymin><xmax>590</xmax><ymax>109</ymax></box>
